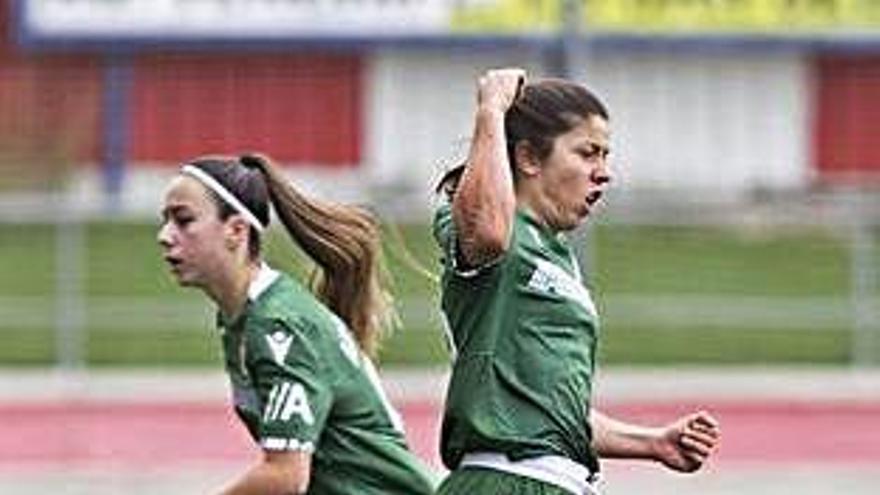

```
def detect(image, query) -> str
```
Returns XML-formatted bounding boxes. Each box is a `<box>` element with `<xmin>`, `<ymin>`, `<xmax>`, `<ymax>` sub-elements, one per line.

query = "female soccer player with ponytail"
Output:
<box><xmin>157</xmin><ymin>154</ymin><xmax>435</xmax><ymax>495</ymax></box>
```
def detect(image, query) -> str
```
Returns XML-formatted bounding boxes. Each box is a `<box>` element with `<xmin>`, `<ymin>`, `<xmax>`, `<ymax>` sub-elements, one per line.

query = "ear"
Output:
<box><xmin>224</xmin><ymin>216</ymin><xmax>251</xmax><ymax>252</ymax></box>
<box><xmin>513</xmin><ymin>141</ymin><xmax>541</xmax><ymax>178</ymax></box>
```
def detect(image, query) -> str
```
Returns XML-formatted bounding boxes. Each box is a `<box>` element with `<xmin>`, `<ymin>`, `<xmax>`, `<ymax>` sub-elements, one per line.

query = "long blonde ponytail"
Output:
<box><xmin>241</xmin><ymin>154</ymin><xmax>394</xmax><ymax>358</ymax></box>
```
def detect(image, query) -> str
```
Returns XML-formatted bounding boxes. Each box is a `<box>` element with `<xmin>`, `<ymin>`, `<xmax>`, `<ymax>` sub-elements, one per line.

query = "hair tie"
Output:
<box><xmin>239</xmin><ymin>154</ymin><xmax>264</xmax><ymax>171</ymax></box>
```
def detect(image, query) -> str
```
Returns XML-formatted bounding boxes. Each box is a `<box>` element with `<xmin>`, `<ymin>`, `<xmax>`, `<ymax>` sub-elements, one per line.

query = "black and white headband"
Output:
<box><xmin>181</xmin><ymin>164</ymin><xmax>265</xmax><ymax>232</ymax></box>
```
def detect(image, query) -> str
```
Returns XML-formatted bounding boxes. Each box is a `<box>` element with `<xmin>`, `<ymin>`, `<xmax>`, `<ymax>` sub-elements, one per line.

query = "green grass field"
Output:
<box><xmin>0</xmin><ymin>220</ymin><xmax>869</xmax><ymax>367</ymax></box>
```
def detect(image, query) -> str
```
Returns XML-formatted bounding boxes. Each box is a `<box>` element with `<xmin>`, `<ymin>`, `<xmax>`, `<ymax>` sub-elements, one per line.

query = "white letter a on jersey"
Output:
<box><xmin>266</xmin><ymin>330</ymin><xmax>293</xmax><ymax>365</ymax></box>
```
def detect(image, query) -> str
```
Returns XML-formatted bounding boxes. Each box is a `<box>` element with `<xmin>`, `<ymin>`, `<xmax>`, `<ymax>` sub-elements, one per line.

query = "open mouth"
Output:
<box><xmin>164</xmin><ymin>256</ymin><xmax>183</xmax><ymax>270</ymax></box>
<box><xmin>585</xmin><ymin>190</ymin><xmax>603</xmax><ymax>206</ymax></box>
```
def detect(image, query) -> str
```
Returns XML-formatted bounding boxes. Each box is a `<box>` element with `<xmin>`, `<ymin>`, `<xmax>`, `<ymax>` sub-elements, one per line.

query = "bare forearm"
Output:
<box><xmin>218</xmin><ymin>458</ymin><xmax>308</xmax><ymax>495</ymax></box>
<box><xmin>590</xmin><ymin>409</ymin><xmax>661</xmax><ymax>460</ymax></box>
<box><xmin>453</xmin><ymin>106</ymin><xmax>516</xmax><ymax>260</ymax></box>
<box><xmin>451</xmin><ymin>68</ymin><xmax>524</xmax><ymax>265</ymax></box>
<box><xmin>590</xmin><ymin>408</ymin><xmax>721</xmax><ymax>473</ymax></box>
<box><xmin>457</xmin><ymin>106</ymin><xmax>516</xmax><ymax>214</ymax></box>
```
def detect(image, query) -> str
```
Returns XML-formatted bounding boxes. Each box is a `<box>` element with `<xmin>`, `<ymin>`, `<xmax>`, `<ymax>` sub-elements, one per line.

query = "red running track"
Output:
<box><xmin>2</xmin><ymin>399</ymin><xmax>879</xmax><ymax>468</ymax></box>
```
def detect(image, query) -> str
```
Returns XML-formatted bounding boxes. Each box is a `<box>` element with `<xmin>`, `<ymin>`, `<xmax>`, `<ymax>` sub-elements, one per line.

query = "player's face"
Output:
<box><xmin>534</xmin><ymin>114</ymin><xmax>611</xmax><ymax>231</ymax></box>
<box><xmin>157</xmin><ymin>175</ymin><xmax>231</xmax><ymax>288</ymax></box>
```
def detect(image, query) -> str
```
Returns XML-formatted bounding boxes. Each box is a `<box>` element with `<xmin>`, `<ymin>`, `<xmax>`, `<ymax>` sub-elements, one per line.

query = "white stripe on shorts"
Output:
<box><xmin>460</xmin><ymin>452</ymin><xmax>601</xmax><ymax>495</ymax></box>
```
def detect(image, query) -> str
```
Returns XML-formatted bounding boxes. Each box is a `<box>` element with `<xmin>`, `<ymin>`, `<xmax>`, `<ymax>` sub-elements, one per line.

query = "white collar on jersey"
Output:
<box><xmin>248</xmin><ymin>262</ymin><xmax>280</xmax><ymax>301</ymax></box>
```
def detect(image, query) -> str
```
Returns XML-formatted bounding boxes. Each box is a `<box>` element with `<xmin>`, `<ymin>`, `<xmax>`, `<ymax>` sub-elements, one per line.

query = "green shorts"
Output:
<box><xmin>436</xmin><ymin>466</ymin><xmax>572</xmax><ymax>495</ymax></box>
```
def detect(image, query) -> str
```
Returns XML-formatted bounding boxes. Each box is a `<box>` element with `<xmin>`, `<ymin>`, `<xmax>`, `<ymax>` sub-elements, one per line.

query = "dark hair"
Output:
<box><xmin>436</xmin><ymin>78</ymin><xmax>609</xmax><ymax>198</ymax></box>
<box><xmin>186</xmin><ymin>156</ymin><xmax>270</xmax><ymax>259</ymax></box>
<box><xmin>186</xmin><ymin>154</ymin><xmax>393</xmax><ymax>358</ymax></box>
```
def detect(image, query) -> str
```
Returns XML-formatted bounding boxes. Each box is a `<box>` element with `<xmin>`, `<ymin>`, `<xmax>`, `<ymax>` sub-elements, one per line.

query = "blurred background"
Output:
<box><xmin>1</xmin><ymin>0</ymin><xmax>878</xmax><ymax>493</ymax></box>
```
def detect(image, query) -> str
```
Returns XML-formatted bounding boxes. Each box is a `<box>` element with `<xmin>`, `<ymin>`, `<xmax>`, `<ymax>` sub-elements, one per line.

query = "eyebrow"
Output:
<box><xmin>580</xmin><ymin>140</ymin><xmax>611</xmax><ymax>154</ymax></box>
<box><xmin>160</xmin><ymin>204</ymin><xmax>188</xmax><ymax>219</ymax></box>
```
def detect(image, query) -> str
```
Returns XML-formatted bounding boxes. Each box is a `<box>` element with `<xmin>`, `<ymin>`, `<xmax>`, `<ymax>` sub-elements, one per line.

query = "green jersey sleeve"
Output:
<box><xmin>245</xmin><ymin>317</ymin><xmax>333</xmax><ymax>452</ymax></box>
<box><xmin>432</xmin><ymin>202</ymin><xmax>456</xmax><ymax>270</ymax></box>
<box><xmin>432</xmin><ymin>202</ymin><xmax>505</xmax><ymax>277</ymax></box>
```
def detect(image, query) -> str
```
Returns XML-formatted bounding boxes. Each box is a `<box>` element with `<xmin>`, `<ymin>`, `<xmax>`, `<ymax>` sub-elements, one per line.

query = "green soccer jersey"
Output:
<box><xmin>218</xmin><ymin>264</ymin><xmax>436</xmax><ymax>495</ymax></box>
<box><xmin>433</xmin><ymin>204</ymin><xmax>601</xmax><ymax>474</ymax></box>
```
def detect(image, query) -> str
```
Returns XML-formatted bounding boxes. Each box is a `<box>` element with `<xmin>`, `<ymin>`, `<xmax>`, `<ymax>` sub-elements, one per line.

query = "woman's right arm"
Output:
<box><xmin>218</xmin><ymin>450</ymin><xmax>311</xmax><ymax>495</ymax></box>
<box><xmin>451</xmin><ymin>68</ymin><xmax>524</xmax><ymax>268</ymax></box>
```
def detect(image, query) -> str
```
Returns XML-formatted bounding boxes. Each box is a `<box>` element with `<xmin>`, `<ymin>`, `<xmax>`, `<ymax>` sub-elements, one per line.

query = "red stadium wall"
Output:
<box><xmin>814</xmin><ymin>55</ymin><xmax>880</xmax><ymax>182</ymax></box>
<box><xmin>0</xmin><ymin>54</ymin><xmax>102</xmax><ymax>161</ymax></box>
<box><xmin>0</xmin><ymin>1</ymin><xmax>101</xmax><ymax>164</ymax></box>
<box><xmin>130</xmin><ymin>53</ymin><xmax>362</xmax><ymax>167</ymax></box>
<box><xmin>0</xmin><ymin>0</ymin><xmax>363</xmax><ymax>170</ymax></box>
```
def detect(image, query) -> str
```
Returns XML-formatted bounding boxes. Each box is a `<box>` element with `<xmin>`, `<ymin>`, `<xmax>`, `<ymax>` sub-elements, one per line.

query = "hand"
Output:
<box><xmin>477</xmin><ymin>68</ymin><xmax>526</xmax><ymax>114</ymax></box>
<box><xmin>652</xmin><ymin>410</ymin><xmax>720</xmax><ymax>473</ymax></box>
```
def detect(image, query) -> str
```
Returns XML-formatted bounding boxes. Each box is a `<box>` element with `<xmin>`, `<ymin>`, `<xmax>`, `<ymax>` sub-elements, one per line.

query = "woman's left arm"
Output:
<box><xmin>590</xmin><ymin>409</ymin><xmax>720</xmax><ymax>472</ymax></box>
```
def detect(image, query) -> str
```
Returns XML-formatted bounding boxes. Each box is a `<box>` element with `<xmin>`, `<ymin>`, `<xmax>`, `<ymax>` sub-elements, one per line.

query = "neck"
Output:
<box><xmin>516</xmin><ymin>188</ymin><xmax>553</xmax><ymax>231</ymax></box>
<box><xmin>206</xmin><ymin>259</ymin><xmax>261</xmax><ymax>322</ymax></box>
